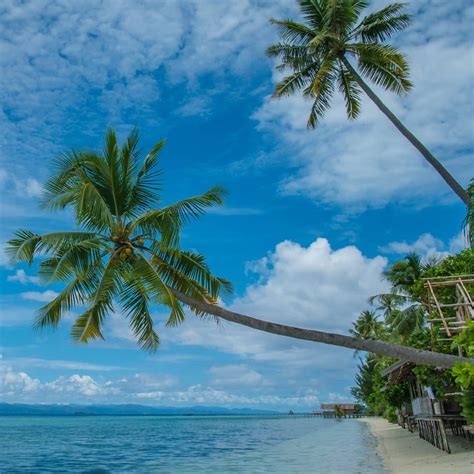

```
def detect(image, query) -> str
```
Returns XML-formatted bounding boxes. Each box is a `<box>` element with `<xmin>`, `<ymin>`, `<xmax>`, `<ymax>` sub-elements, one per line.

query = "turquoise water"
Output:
<box><xmin>0</xmin><ymin>415</ymin><xmax>386</xmax><ymax>473</ymax></box>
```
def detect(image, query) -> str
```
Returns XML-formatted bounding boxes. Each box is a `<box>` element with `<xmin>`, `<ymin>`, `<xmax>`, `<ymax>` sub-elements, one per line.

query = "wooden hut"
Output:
<box><xmin>320</xmin><ymin>403</ymin><xmax>357</xmax><ymax>416</ymax></box>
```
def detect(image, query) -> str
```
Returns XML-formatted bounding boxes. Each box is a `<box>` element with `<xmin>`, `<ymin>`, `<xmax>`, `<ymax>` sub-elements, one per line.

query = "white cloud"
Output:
<box><xmin>21</xmin><ymin>290</ymin><xmax>59</xmax><ymax>303</ymax></box>
<box><xmin>379</xmin><ymin>231</ymin><xmax>468</xmax><ymax>259</ymax></box>
<box><xmin>46</xmin><ymin>374</ymin><xmax>104</xmax><ymax>397</ymax></box>
<box><xmin>0</xmin><ymin>170</ymin><xmax>43</xmax><ymax>200</ymax></box>
<box><xmin>209</xmin><ymin>364</ymin><xmax>266</xmax><ymax>388</ymax></box>
<box><xmin>449</xmin><ymin>232</ymin><xmax>470</xmax><ymax>254</ymax></box>
<box><xmin>166</xmin><ymin>0</ymin><xmax>296</xmax><ymax>80</ymax></box>
<box><xmin>252</xmin><ymin>0</ymin><xmax>473</xmax><ymax>210</ymax></box>
<box><xmin>2</xmin><ymin>367</ymin><xmax>42</xmax><ymax>396</ymax></box>
<box><xmin>0</xmin><ymin>364</ymin><xmax>322</xmax><ymax>408</ymax></box>
<box><xmin>167</xmin><ymin>237</ymin><xmax>388</xmax><ymax>372</ymax></box>
<box><xmin>7</xmin><ymin>357</ymin><xmax>126</xmax><ymax>372</ymax></box>
<box><xmin>234</xmin><ymin>237</ymin><xmax>387</xmax><ymax>332</ymax></box>
<box><xmin>0</xmin><ymin>0</ymin><xmax>295</xmax><ymax>177</ymax></box>
<box><xmin>134</xmin><ymin>384</ymin><xmax>321</xmax><ymax>408</ymax></box>
<box><xmin>208</xmin><ymin>207</ymin><xmax>264</xmax><ymax>216</ymax></box>
<box><xmin>7</xmin><ymin>269</ymin><xmax>40</xmax><ymax>285</ymax></box>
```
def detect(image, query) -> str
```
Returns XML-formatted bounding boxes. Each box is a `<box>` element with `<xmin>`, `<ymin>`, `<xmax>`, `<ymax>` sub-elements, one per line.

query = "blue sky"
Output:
<box><xmin>0</xmin><ymin>0</ymin><xmax>472</xmax><ymax>410</ymax></box>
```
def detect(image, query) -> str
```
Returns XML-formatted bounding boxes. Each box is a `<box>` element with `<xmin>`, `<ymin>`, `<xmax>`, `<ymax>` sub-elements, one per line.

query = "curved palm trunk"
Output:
<box><xmin>340</xmin><ymin>55</ymin><xmax>470</xmax><ymax>207</ymax></box>
<box><xmin>172</xmin><ymin>289</ymin><xmax>474</xmax><ymax>369</ymax></box>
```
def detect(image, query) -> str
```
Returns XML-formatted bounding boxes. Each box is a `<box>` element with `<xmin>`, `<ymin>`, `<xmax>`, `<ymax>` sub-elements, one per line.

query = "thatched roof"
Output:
<box><xmin>320</xmin><ymin>403</ymin><xmax>356</xmax><ymax>410</ymax></box>
<box><xmin>381</xmin><ymin>360</ymin><xmax>415</xmax><ymax>385</ymax></box>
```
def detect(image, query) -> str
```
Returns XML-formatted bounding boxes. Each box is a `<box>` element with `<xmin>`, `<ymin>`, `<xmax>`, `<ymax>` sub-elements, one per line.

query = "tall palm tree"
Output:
<box><xmin>466</xmin><ymin>179</ymin><xmax>474</xmax><ymax>248</ymax></box>
<box><xmin>7</xmin><ymin>129</ymin><xmax>232</xmax><ymax>350</ymax></box>
<box><xmin>267</xmin><ymin>0</ymin><xmax>469</xmax><ymax>205</ymax></box>
<box><xmin>7</xmin><ymin>130</ymin><xmax>472</xmax><ymax>368</ymax></box>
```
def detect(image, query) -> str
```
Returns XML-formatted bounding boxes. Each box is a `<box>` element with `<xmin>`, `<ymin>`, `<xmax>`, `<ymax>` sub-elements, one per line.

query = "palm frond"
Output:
<box><xmin>120</xmin><ymin>276</ymin><xmax>159</xmax><ymax>352</ymax></box>
<box><xmin>348</xmin><ymin>43</ymin><xmax>412</xmax><ymax>93</ymax></box>
<box><xmin>131</xmin><ymin>186</ymin><xmax>226</xmax><ymax>246</ymax></box>
<box><xmin>71</xmin><ymin>255</ymin><xmax>120</xmax><ymax>343</ymax></box>
<box><xmin>133</xmin><ymin>251</ymin><xmax>185</xmax><ymax>327</ymax></box>
<box><xmin>325</xmin><ymin>0</ymin><xmax>364</xmax><ymax>35</ymax></box>
<box><xmin>42</xmin><ymin>151</ymin><xmax>116</xmax><ymax>231</ymax></box>
<box><xmin>269</xmin><ymin>18</ymin><xmax>315</xmax><ymax>45</ymax></box>
<box><xmin>160</xmin><ymin>248</ymin><xmax>233</xmax><ymax>295</ymax></box>
<box><xmin>387</xmin><ymin>304</ymin><xmax>425</xmax><ymax>338</ymax></box>
<box><xmin>266</xmin><ymin>43</ymin><xmax>313</xmax><ymax>72</ymax></box>
<box><xmin>38</xmin><ymin>238</ymin><xmax>104</xmax><ymax>284</ymax></box>
<box><xmin>298</xmin><ymin>0</ymin><xmax>327</xmax><ymax>31</ymax></box>
<box><xmin>120</xmin><ymin>127</ymin><xmax>140</xmax><ymax>188</ymax></box>
<box><xmin>351</xmin><ymin>3</ymin><xmax>410</xmax><ymax>42</ymax></box>
<box><xmin>304</xmin><ymin>57</ymin><xmax>336</xmax><ymax>127</ymax></box>
<box><xmin>125</xmin><ymin>139</ymin><xmax>165</xmax><ymax>217</ymax></box>
<box><xmin>272</xmin><ymin>61</ymin><xmax>321</xmax><ymax>98</ymax></box>
<box><xmin>337</xmin><ymin>66</ymin><xmax>361</xmax><ymax>119</ymax></box>
<box><xmin>35</xmin><ymin>275</ymin><xmax>97</xmax><ymax>329</ymax></box>
<box><xmin>6</xmin><ymin>230</ymin><xmax>41</xmax><ymax>264</ymax></box>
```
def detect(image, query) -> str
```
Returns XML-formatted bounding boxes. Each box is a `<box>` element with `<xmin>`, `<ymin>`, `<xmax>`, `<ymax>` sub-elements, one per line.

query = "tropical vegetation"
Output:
<box><xmin>351</xmin><ymin>249</ymin><xmax>474</xmax><ymax>422</ymax></box>
<box><xmin>7</xmin><ymin>129</ymin><xmax>232</xmax><ymax>351</ymax></box>
<box><xmin>267</xmin><ymin>0</ymin><xmax>469</xmax><ymax>205</ymax></box>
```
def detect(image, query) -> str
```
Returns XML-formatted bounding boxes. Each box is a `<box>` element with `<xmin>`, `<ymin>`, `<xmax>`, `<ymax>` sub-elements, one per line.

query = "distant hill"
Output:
<box><xmin>0</xmin><ymin>403</ymin><xmax>281</xmax><ymax>416</ymax></box>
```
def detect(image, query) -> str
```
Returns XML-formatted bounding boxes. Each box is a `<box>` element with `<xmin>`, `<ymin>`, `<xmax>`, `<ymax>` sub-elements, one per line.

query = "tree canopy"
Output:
<box><xmin>7</xmin><ymin>129</ymin><xmax>232</xmax><ymax>351</ymax></box>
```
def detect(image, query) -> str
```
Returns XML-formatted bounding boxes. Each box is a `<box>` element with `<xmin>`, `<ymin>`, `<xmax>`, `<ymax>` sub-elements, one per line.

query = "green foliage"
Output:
<box><xmin>350</xmin><ymin>310</ymin><xmax>384</xmax><ymax>340</ymax></box>
<box><xmin>383</xmin><ymin>380</ymin><xmax>410</xmax><ymax>409</ymax></box>
<box><xmin>459</xmin><ymin>389</ymin><xmax>474</xmax><ymax>424</ymax></box>
<box><xmin>451</xmin><ymin>321</ymin><xmax>474</xmax><ymax>422</ymax></box>
<box><xmin>334</xmin><ymin>405</ymin><xmax>345</xmax><ymax>418</ymax></box>
<box><xmin>412</xmin><ymin>366</ymin><xmax>455</xmax><ymax>400</ymax></box>
<box><xmin>452</xmin><ymin>363</ymin><xmax>474</xmax><ymax>390</ymax></box>
<box><xmin>7</xmin><ymin>129</ymin><xmax>232</xmax><ymax>351</ymax></box>
<box><xmin>350</xmin><ymin>355</ymin><xmax>409</xmax><ymax>415</ymax></box>
<box><xmin>451</xmin><ymin>320</ymin><xmax>474</xmax><ymax>358</ymax></box>
<box><xmin>351</xmin><ymin>356</ymin><xmax>378</xmax><ymax>407</ymax></box>
<box><xmin>383</xmin><ymin>405</ymin><xmax>398</xmax><ymax>424</ymax></box>
<box><xmin>352</xmin><ymin>248</ymin><xmax>474</xmax><ymax>419</ymax></box>
<box><xmin>267</xmin><ymin>0</ymin><xmax>412</xmax><ymax>127</ymax></box>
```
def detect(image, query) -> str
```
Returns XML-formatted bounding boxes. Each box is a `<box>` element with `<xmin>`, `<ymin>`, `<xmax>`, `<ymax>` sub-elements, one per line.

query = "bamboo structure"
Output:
<box><xmin>418</xmin><ymin>418</ymin><xmax>451</xmax><ymax>453</ymax></box>
<box><xmin>424</xmin><ymin>275</ymin><xmax>474</xmax><ymax>353</ymax></box>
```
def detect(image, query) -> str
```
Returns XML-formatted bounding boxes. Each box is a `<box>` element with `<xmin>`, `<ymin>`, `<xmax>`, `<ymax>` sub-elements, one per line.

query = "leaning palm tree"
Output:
<box><xmin>7</xmin><ymin>129</ymin><xmax>232</xmax><ymax>350</ymax></box>
<box><xmin>7</xmin><ymin>130</ymin><xmax>472</xmax><ymax>368</ymax></box>
<box><xmin>465</xmin><ymin>178</ymin><xmax>474</xmax><ymax>248</ymax></box>
<box><xmin>267</xmin><ymin>0</ymin><xmax>469</xmax><ymax>205</ymax></box>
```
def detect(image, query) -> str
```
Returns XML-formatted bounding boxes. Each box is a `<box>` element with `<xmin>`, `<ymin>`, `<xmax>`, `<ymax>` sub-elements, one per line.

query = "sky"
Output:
<box><xmin>0</xmin><ymin>0</ymin><xmax>472</xmax><ymax>411</ymax></box>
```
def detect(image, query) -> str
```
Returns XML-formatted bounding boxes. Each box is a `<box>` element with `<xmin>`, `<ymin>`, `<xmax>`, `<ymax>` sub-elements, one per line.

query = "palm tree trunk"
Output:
<box><xmin>340</xmin><ymin>55</ymin><xmax>470</xmax><ymax>207</ymax></box>
<box><xmin>171</xmin><ymin>289</ymin><xmax>473</xmax><ymax>369</ymax></box>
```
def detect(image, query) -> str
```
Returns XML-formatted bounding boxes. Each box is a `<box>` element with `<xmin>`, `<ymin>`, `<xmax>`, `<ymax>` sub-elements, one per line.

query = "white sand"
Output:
<box><xmin>360</xmin><ymin>417</ymin><xmax>474</xmax><ymax>473</ymax></box>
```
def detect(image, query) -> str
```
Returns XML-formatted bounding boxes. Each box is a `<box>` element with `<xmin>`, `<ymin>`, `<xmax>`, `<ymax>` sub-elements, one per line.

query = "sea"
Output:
<box><xmin>0</xmin><ymin>415</ymin><xmax>387</xmax><ymax>473</ymax></box>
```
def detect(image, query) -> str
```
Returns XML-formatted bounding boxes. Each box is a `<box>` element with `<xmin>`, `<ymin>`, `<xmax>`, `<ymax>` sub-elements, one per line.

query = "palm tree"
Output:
<box><xmin>384</xmin><ymin>252</ymin><xmax>423</xmax><ymax>291</ymax></box>
<box><xmin>369</xmin><ymin>292</ymin><xmax>405</xmax><ymax>320</ymax></box>
<box><xmin>7</xmin><ymin>130</ymin><xmax>472</xmax><ymax>368</ymax></box>
<box><xmin>7</xmin><ymin>129</ymin><xmax>232</xmax><ymax>350</ymax></box>
<box><xmin>350</xmin><ymin>310</ymin><xmax>383</xmax><ymax>340</ymax></box>
<box><xmin>369</xmin><ymin>292</ymin><xmax>423</xmax><ymax>341</ymax></box>
<box><xmin>267</xmin><ymin>0</ymin><xmax>469</xmax><ymax>205</ymax></box>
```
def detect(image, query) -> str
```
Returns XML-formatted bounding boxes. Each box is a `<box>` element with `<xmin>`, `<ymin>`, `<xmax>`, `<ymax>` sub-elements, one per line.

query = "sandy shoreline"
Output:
<box><xmin>360</xmin><ymin>417</ymin><xmax>473</xmax><ymax>473</ymax></box>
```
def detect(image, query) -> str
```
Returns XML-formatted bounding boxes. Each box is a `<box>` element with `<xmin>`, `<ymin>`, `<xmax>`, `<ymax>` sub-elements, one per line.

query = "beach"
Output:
<box><xmin>362</xmin><ymin>417</ymin><xmax>474</xmax><ymax>474</ymax></box>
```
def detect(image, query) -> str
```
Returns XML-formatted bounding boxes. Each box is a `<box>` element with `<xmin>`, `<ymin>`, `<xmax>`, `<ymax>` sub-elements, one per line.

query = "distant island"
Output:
<box><xmin>0</xmin><ymin>403</ymin><xmax>281</xmax><ymax>416</ymax></box>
